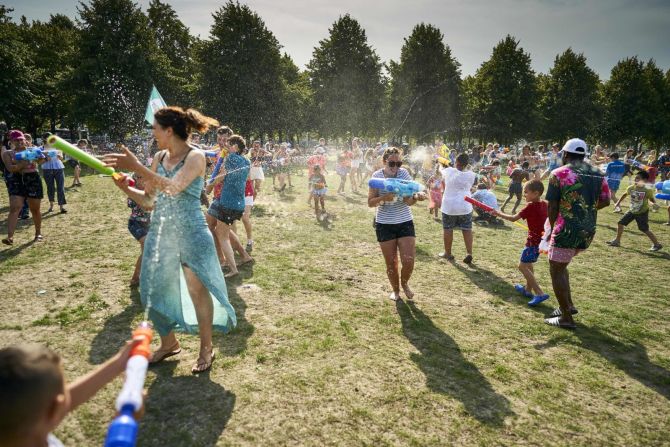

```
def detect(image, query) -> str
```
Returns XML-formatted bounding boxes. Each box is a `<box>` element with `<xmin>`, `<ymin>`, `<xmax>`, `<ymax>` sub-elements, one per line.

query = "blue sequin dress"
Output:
<box><xmin>140</xmin><ymin>155</ymin><xmax>237</xmax><ymax>336</ymax></box>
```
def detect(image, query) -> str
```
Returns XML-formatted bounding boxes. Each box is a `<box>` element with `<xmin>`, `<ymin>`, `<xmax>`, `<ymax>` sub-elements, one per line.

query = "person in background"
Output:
<box><xmin>40</xmin><ymin>133</ymin><xmax>67</xmax><ymax>214</ymax></box>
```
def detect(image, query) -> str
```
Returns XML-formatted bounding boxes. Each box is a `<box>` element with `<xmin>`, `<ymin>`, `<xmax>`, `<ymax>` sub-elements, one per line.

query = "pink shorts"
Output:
<box><xmin>548</xmin><ymin>246</ymin><xmax>583</xmax><ymax>263</ymax></box>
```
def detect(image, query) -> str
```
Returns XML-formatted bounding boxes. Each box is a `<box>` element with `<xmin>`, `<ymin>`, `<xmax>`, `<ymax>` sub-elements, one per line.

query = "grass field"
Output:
<box><xmin>1</xmin><ymin>165</ymin><xmax>669</xmax><ymax>446</ymax></box>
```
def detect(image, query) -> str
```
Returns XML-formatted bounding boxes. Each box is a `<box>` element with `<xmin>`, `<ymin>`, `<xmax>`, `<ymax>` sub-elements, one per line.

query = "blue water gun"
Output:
<box><xmin>204</xmin><ymin>149</ymin><xmax>219</xmax><ymax>158</ymax></box>
<box><xmin>14</xmin><ymin>147</ymin><xmax>47</xmax><ymax>161</ymax></box>
<box><xmin>368</xmin><ymin>178</ymin><xmax>425</xmax><ymax>199</ymax></box>
<box><xmin>656</xmin><ymin>180</ymin><xmax>670</xmax><ymax>200</ymax></box>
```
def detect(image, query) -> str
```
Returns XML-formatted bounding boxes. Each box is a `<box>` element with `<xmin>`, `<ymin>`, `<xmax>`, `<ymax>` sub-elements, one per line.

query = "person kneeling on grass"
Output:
<box><xmin>607</xmin><ymin>170</ymin><xmax>663</xmax><ymax>251</ymax></box>
<box><xmin>494</xmin><ymin>180</ymin><xmax>549</xmax><ymax>306</ymax></box>
<box><xmin>0</xmin><ymin>340</ymin><xmax>141</xmax><ymax>447</ymax></box>
<box><xmin>472</xmin><ymin>182</ymin><xmax>502</xmax><ymax>225</ymax></box>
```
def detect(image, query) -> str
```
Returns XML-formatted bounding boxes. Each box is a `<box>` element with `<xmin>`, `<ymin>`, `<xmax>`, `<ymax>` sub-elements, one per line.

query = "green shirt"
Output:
<box><xmin>626</xmin><ymin>184</ymin><xmax>653</xmax><ymax>214</ymax></box>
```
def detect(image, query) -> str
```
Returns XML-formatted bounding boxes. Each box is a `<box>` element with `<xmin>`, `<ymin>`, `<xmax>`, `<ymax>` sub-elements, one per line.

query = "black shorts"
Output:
<box><xmin>509</xmin><ymin>182</ymin><xmax>522</xmax><ymax>195</ymax></box>
<box><xmin>128</xmin><ymin>219</ymin><xmax>150</xmax><ymax>241</ymax></box>
<box><xmin>5</xmin><ymin>172</ymin><xmax>43</xmax><ymax>199</ymax></box>
<box><xmin>618</xmin><ymin>211</ymin><xmax>649</xmax><ymax>232</ymax></box>
<box><xmin>208</xmin><ymin>202</ymin><xmax>244</xmax><ymax>225</ymax></box>
<box><xmin>375</xmin><ymin>220</ymin><xmax>415</xmax><ymax>243</ymax></box>
<box><xmin>67</xmin><ymin>159</ymin><xmax>80</xmax><ymax>168</ymax></box>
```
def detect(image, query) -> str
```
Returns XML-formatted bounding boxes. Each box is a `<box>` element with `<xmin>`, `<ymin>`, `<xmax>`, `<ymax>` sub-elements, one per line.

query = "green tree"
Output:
<box><xmin>538</xmin><ymin>48</ymin><xmax>601</xmax><ymax>142</ymax></box>
<box><xmin>600</xmin><ymin>57</ymin><xmax>649</xmax><ymax>147</ymax></box>
<box><xmin>466</xmin><ymin>35</ymin><xmax>537</xmax><ymax>144</ymax></box>
<box><xmin>641</xmin><ymin>60</ymin><xmax>670</xmax><ymax>147</ymax></box>
<box><xmin>73</xmin><ymin>0</ymin><xmax>156</xmax><ymax>138</ymax></box>
<box><xmin>307</xmin><ymin>14</ymin><xmax>385</xmax><ymax>138</ymax></box>
<box><xmin>147</xmin><ymin>0</ymin><xmax>193</xmax><ymax>106</ymax></box>
<box><xmin>387</xmin><ymin>23</ymin><xmax>461</xmax><ymax>142</ymax></box>
<box><xmin>278</xmin><ymin>54</ymin><xmax>313</xmax><ymax>141</ymax></box>
<box><xmin>0</xmin><ymin>7</ymin><xmax>37</xmax><ymax>131</ymax></box>
<box><xmin>197</xmin><ymin>1</ymin><xmax>285</xmax><ymax>136</ymax></box>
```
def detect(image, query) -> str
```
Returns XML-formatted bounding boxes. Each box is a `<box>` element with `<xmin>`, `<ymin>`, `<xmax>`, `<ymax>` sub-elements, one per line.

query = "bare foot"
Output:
<box><xmin>389</xmin><ymin>291</ymin><xmax>400</xmax><ymax>301</ymax></box>
<box><xmin>401</xmin><ymin>283</ymin><xmax>414</xmax><ymax>301</ymax></box>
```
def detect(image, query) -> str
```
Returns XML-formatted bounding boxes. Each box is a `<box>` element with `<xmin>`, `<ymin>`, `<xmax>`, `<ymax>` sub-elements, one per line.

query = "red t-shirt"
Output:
<box><xmin>519</xmin><ymin>201</ymin><xmax>548</xmax><ymax>247</ymax></box>
<box><xmin>244</xmin><ymin>179</ymin><xmax>254</xmax><ymax>197</ymax></box>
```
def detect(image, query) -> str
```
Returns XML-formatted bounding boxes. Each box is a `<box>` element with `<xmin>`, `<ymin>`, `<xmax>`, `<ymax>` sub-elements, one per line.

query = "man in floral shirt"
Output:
<box><xmin>544</xmin><ymin>138</ymin><xmax>610</xmax><ymax>329</ymax></box>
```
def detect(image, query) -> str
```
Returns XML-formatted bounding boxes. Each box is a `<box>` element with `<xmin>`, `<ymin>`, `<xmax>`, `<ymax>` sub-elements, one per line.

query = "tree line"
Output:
<box><xmin>1</xmin><ymin>0</ymin><xmax>669</xmax><ymax>148</ymax></box>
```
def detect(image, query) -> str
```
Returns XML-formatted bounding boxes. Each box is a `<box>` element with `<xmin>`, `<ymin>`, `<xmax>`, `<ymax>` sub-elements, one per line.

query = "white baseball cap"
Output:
<box><xmin>562</xmin><ymin>138</ymin><xmax>588</xmax><ymax>155</ymax></box>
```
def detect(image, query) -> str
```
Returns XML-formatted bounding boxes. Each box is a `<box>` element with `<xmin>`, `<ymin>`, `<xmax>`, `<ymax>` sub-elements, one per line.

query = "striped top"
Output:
<box><xmin>371</xmin><ymin>168</ymin><xmax>413</xmax><ymax>224</ymax></box>
<box><xmin>41</xmin><ymin>149</ymin><xmax>65</xmax><ymax>170</ymax></box>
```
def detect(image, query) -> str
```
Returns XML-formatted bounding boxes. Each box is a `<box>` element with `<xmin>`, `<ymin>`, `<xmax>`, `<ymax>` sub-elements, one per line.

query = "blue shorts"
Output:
<box><xmin>442</xmin><ymin>212</ymin><xmax>473</xmax><ymax>231</ymax></box>
<box><xmin>520</xmin><ymin>246</ymin><xmax>540</xmax><ymax>263</ymax></box>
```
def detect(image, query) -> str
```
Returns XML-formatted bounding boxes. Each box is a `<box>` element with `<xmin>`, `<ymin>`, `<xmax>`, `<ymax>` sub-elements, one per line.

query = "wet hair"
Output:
<box><xmin>216</xmin><ymin>126</ymin><xmax>232</xmax><ymax>136</ymax></box>
<box><xmin>154</xmin><ymin>106</ymin><xmax>219</xmax><ymax>141</ymax></box>
<box><xmin>636</xmin><ymin>170</ymin><xmax>649</xmax><ymax>181</ymax></box>
<box><xmin>609</xmin><ymin>152</ymin><xmax>619</xmax><ymax>160</ymax></box>
<box><xmin>525</xmin><ymin>179</ymin><xmax>544</xmax><ymax>195</ymax></box>
<box><xmin>522</xmin><ymin>161</ymin><xmax>530</xmax><ymax>169</ymax></box>
<box><xmin>0</xmin><ymin>345</ymin><xmax>63</xmax><ymax>441</ymax></box>
<box><xmin>382</xmin><ymin>147</ymin><xmax>402</xmax><ymax>162</ymax></box>
<box><xmin>456</xmin><ymin>153</ymin><xmax>469</xmax><ymax>166</ymax></box>
<box><xmin>228</xmin><ymin>135</ymin><xmax>247</xmax><ymax>154</ymax></box>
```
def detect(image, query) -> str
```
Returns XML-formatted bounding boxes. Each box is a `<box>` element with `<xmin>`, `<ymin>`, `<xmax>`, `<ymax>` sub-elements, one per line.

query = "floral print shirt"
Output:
<box><xmin>546</xmin><ymin>162</ymin><xmax>610</xmax><ymax>249</ymax></box>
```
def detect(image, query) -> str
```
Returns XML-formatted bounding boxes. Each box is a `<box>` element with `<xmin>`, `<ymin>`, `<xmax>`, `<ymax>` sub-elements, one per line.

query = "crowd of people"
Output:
<box><xmin>1</xmin><ymin>105</ymin><xmax>669</xmax><ymax>446</ymax></box>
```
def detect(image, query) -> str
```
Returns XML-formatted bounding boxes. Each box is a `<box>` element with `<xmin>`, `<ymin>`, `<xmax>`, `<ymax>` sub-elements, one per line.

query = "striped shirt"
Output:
<box><xmin>41</xmin><ymin>149</ymin><xmax>65</xmax><ymax>170</ymax></box>
<box><xmin>371</xmin><ymin>168</ymin><xmax>414</xmax><ymax>224</ymax></box>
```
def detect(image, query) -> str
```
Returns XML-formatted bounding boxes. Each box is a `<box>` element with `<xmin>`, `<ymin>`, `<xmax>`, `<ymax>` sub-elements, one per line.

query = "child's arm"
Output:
<box><xmin>494</xmin><ymin>210</ymin><xmax>522</xmax><ymax>222</ymax></box>
<box><xmin>67</xmin><ymin>339</ymin><xmax>141</xmax><ymax>412</ymax></box>
<box><xmin>613</xmin><ymin>192</ymin><xmax>628</xmax><ymax>208</ymax></box>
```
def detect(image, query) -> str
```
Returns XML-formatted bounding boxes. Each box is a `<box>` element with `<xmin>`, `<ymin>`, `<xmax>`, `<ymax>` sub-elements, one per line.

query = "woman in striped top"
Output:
<box><xmin>368</xmin><ymin>147</ymin><xmax>426</xmax><ymax>301</ymax></box>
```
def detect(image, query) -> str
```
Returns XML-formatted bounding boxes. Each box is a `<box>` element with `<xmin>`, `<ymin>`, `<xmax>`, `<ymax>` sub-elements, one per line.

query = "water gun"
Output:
<box><xmin>46</xmin><ymin>136</ymin><xmax>134</xmax><ymax>186</ymax></box>
<box><xmin>104</xmin><ymin>322</ymin><xmax>153</xmax><ymax>447</ymax></box>
<box><xmin>656</xmin><ymin>180</ymin><xmax>670</xmax><ymax>200</ymax></box>
<box><xmin>368</xmin><ymin>178</ymin><xmax>425</xmax><ymax>199</ymax></box>
<box><xmin>14</xmin><ymin>148</ymin><xmax>49</xmax><ymax>161</ymax></box>
<box><xmin>209</xmin><ymin>156</ymin><xmax>225</xmax><ymax>185</ymax></box>
<box><xmin>204</xmin><ymin>150</ymin><xmax>219</xmax><ymax>158</ymax></box>
<box><xmin>538</xmin><ymin>219</ymin><xmax>552</xmax><ymax>254</ymax></box>
<box><xmin>627</xmin><ymin>159</ymin><xmax>649</xmax><ymax>171</ymax></box>
<box><xmin>435</xmin><ymin>155</ymin><xmax>450</xmax><ymax>166</ymax></box>
<box><xmin>464</xmin><ymin>196</ymin><xmax>528</xmax><ymax>230</ymax></box>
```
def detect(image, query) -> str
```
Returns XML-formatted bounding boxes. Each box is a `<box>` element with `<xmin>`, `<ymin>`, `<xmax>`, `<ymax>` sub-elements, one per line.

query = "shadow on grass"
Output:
<box><xmin>139</xmin><ymin>362</ymin><xmax>235</xmax><ymax>447</ymax></box>
<box><xmin>396</xmin><ymin>300</ymin><xmax>514</xmax><ymax>426</ymax></box>
<box><xmin>216</xmin><ymin>270</ymin><xmax>255</xmax><ymax>358</ymax></box>
<box><xmin>0</xmin><ymin>240</ymin><xmax>35</xmax><ymax>261</ymax></box>
<box><xmin>537</xmin><ymin>326</ymin><xmax>670</xmax><ymax>400</ymax></box>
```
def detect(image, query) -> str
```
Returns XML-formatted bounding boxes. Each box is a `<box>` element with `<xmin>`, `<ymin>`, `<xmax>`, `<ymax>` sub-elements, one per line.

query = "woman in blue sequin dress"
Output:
<box><xmin>105</xmin><ymin>107</ymin><xmax>235</xmax><ymax>374</ymax></box>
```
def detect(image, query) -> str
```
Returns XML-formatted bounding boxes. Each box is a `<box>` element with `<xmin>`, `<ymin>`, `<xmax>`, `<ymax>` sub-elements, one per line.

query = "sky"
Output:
<box><xmin>7</xmin><ymin>0</ymin><xmax>670</xmax><ymax>78</ymax></box>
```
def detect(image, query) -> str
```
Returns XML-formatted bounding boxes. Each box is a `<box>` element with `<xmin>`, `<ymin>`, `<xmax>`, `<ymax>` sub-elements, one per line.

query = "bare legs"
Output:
<box><xmin>131</xmin><ymin>237</ymin><xmax>145</xmax><ymax>285</ymax></box>
<box><xmin>549</xmin><ymin>260</ymin><xmax>575</xmax><ymax>325</ymax></box>
<box><xmin>518</xmin><ymin>262</ymin><xmax>543</xmax><ymax>295</ymax></box>
<box><xmin>442</xmin><ymin>229</ymin><xmax>472</xmax><ymax>258</ymax></box>
<box><xmin>379</xmin><ymin>236</ymin><xmax>415</xmax><ymax>300</ymax></box>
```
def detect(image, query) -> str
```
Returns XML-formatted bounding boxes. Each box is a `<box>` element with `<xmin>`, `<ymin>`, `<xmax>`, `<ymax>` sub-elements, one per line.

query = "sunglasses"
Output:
<box><xmin>387</xmin><ymin>161</ymin><xmax>402</xmax><ymax>168</ymax></box>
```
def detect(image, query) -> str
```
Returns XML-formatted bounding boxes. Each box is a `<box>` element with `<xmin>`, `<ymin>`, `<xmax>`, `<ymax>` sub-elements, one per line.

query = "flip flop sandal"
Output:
<box><xmin>239</xmin><ymin>258</ymin><xmax>255</xmax><ymax>267</ymax></box>
<box><xmin>548</xmin><ymin>308</ymin><xmax>578</xmax><ymax>318</ymax></box>
<box><xmin>438</xmin><ymin>253</ymin><xmax>455</xmax><ymax>261</ymax></box>
<box><xmin>1</xmin><ymin>238</ymin><xmax>13</xmax><ymax>246</ymax></box>
<box><xmin>191</xmin><ymin>349</ymin><xmax>215</xmax><ymax>374</ymax></box>
<box><xmin>34</xmin><ymin>235</ymin><xmax>44</xmax><ymax>242</ymax></box>
<box><xmin>149</xmin><ymin>346</ymin><xmax>182</xmax><ymax>365</ymax></box>
<box><xmin>544</xmin><ymin>316</ymin><xmax>576</xmax><ymax>330</ymax></box>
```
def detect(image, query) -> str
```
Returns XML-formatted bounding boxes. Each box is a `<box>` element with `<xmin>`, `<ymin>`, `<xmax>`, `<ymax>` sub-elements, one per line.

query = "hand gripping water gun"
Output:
<box><xmin>368</xmin><ymin>177</ymin><xmax>425</xmax><ymax>199</ymax></box>
<box><xmin>464</xmin><ymin>196</ymin><xmax>529</xmax><ymax>230</ymax></box>
<box><xmin>46</xmin><ymin>136</ymin><xmax>134</xmax><ymax>186</ymax></box>
<box><xmin>656</xmin><ymin>180</ymin><xmax>670</xmax><ymax>200</ymax></box>
<box><xmin>104</xmin><ymin>322</ymin><xmax>153</xmax><ymax>447</ymax></box>
<box><xmin>14</xmin><ymin>147</ymin><xmax>53</xmax><ymax>161</ymax></box>
<box><xmin>434</xmin><ymin>155</ymin><xmax>451</xmax><ymax>166</ymax></box>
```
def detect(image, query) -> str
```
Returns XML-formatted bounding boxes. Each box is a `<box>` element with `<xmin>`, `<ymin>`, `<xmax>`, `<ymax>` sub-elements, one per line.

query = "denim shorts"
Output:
<box><xmin>128</xmin><ymin>219</ymin><xmax>150</xmax><ymax>241</ymax></box>
<box><xmin>442</xmin><ymin>212</ymin><xmax>473</xmax><ymax>231</ymax></box>
<box><xmin>520</xmin><ymin>245</ymin><xmax>540</xmax><ymax>263</ymax></box>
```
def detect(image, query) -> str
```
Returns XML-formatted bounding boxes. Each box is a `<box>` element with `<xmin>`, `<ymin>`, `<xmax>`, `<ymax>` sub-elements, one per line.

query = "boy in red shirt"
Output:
<box><xmin>494</xmin><ymin>180</ymin><xmax>549</xmax><ymax>306</ymax></box>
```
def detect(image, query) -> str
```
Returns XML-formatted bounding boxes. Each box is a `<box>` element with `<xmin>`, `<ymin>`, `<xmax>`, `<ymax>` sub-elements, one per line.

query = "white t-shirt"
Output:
<box><xmin>440</xmin><ymin>167</ymin><xmax>477</xmax><ymax>215</ymax></box>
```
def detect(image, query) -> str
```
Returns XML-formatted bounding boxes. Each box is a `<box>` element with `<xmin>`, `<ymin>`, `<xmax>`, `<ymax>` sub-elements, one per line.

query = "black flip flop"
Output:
<box><xmin>544</xmin><ymin>316</ymin><xmax>576</xmax><ymax>330</ymax></box>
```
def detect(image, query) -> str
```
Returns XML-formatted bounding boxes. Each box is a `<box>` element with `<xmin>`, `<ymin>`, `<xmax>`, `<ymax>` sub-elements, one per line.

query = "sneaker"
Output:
<box><xmin>514</xmin><ymin>284</ymin><xmax>533</xmax><ymax>298</ymax></box>
<box><xmin>528</xmin><ymin>294</ymin><xmax>550</xmax><ymax>306</ymax></box>
<box><xmin>246</xmin><ymin>241</ymin><xmax>253</xmax><ymax>253</ymax></box>
<box><xmin>650</xmin><ymin>244</ymin><xmax>663</xmax><ymax>252</ymax></box>
<box><xmin>606</xmin><ymin>240</ymin><xmax>620</xmax><ymax>247</ymax></box>
<box><xmin>462</xmin><ymin>254</ymin><xmax>473</xmax><ymax>264</ymax></box>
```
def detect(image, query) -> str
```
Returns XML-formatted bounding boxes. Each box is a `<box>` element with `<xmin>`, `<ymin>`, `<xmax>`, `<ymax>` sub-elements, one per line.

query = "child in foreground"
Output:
<box><xmin>494</xmin><ymin>179</ymin><xmax>550</xmax><ymax>306</ymax></box>
<box><xmin>607</xmin><ymin>170</ymin><xmax>663</xmax><ymax>251</ymax></box>
<box><xmin>0</xmin><ymin>340</ymin><xmax>141</xmax><ymax>447</ymax></box>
